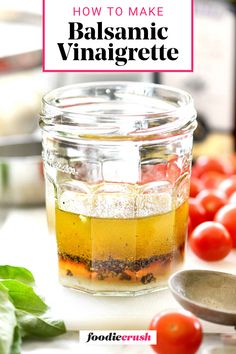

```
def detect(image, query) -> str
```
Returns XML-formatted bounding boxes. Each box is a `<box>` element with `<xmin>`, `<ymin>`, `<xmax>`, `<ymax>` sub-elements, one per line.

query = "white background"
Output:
<box><xmin>44</xmin><ymin>0</ymin><xmax>192</xmax><ymax>71</ymax></box>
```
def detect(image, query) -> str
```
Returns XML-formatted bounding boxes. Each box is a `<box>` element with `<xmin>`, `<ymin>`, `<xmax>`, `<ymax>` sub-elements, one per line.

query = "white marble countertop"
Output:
<box><xmin>0</xmin><ymin>207</ymin><xmax>236</xmax><ymax>353</ymax></box>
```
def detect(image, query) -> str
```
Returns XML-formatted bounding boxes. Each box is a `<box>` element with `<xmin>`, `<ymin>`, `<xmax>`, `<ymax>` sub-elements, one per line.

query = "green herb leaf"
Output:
<box><xmin>0</xmin><ymin>265</ymin><xmax>35</xmax><ymax>285</ymax></box>
<box><xmin>0</xmin><ymin>283</ymin><xmax>17</xmax><ymax>354</ymax></box>
<box><xmin>0</xmin><ymin>280</ymin><xmax>48</xmax><ymax>315</ymax></box>
<box><xmin>16</xmin><ymin>310</ymin><xmax>66</xmax><ymax>338</ymax></box>
<box><xmin>0</xmin><ymin>266</ymin><xmax>66</xmax><ymax>352</ymax></box>
<box><xmin>10</xmin><ymin>326</ymin><xmax>21</xmax><ymax>354</ymax></box>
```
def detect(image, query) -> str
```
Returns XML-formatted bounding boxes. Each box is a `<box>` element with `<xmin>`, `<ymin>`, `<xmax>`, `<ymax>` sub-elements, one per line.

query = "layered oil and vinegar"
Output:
<box><xmin>55</xmin><ymin>183</ymin><xmax>188</xmax><ymax>295</ymax></box>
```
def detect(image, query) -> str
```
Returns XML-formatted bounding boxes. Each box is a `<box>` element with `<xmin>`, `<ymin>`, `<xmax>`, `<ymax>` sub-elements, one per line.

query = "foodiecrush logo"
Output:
<box><xmin>43</xmin><ymin>0</ymin><xmax>193</xmax><ymax>72</ymax></box>
<box><xmin>80</xmin><ymin>330</ymin><xmax>157</xmax><ymax>345</ymax></box>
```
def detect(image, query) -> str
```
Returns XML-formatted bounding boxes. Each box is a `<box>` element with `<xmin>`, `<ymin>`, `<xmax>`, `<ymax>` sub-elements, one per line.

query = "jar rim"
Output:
<box><xmin>41</xmin><ymin>81</ymin><xmax>197</xmax><ymax>139</ymax></box>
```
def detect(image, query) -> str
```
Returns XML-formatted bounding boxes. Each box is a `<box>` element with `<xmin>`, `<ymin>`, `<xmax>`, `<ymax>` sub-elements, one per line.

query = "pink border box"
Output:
<box><xmin>42</xmin><ymin>0</ymin><xmax>194</xmax><ymax>73</ymax></box>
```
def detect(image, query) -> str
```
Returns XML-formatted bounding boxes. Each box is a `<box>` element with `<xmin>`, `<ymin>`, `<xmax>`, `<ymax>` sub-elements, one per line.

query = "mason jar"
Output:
<box><xmin>40</xmin><ymin>82</ymin><xmax>197</xmax><ymax>296</ymax></box>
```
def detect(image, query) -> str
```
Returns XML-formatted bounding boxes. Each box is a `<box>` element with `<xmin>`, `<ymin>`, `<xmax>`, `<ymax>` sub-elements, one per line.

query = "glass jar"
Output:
<box><xmin>40</xmin><ymin>82</ymin><xmax>197</xmax><ymax>296</ymax></box>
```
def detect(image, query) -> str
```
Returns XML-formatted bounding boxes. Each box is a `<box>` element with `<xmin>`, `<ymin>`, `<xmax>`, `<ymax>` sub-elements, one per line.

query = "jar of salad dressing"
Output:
<box><xmin>40</xmin><ymin>82</ymin><xmax>197</xmax><ymax>296</ymax></box>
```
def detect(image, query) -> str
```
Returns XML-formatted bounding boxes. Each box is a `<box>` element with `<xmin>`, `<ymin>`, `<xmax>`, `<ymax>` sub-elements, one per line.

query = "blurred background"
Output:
<box><xmin>0</xmin><ymin>0</ymin><xmax>235</xmax><ymax>207</ymax></box>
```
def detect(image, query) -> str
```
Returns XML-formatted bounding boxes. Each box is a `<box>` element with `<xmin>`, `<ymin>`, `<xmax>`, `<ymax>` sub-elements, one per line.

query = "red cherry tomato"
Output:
<box><xmin>153</xmin><ymin>164</ymin><xmax>167</xmax><ymax>181</ymax></box>
<box><xmin>229</xmin><ymin>192</ymin><xmax>236</xmax><ymax>204</ymax></box>
<box><xmin>141</xmin><ymin>172</ymin><xmax>154</xmax><ymax>184</ymax></box>
<box><xmin>141</xmin><ymin>159</ymin><xmax>181</xmax><ymax>185</ymax></box>
<box><xmin>196</xmin><ymin>190</ymin><xmax>227</xmax><ymax>220</ymax></box>
<box><xmin>200</xmin><ymin>171</ymin><xmax>226</xmax><ymax>190</ymax></box>
<box><xmin>215</xmin><ymin>204</ymin><xmax>236</xmax><ymax>248</ymax></box>
<box><xmin>190</xmin><ymin>177</ymin><xmax>204</xmax><ymax>198</ymax></box>
<box><xmin>189</xmin><ymin>198</ymin><xmax>207</xmax><ymax>229</ymax></box>
<box><xmin>149</xmin><ymin>310</ymin><xmax>203</xmax><ymax>354</ymax></box>
<box><xmin>141</xmin><ymin>164</ymin><xmax>167</xmax><ymax>184</ymax></box>
<box><xmin>226</xmin><ymin>153</ymin><xmax>236</xmax><ymax>174</ymax></box>
<box><xmin>191</xmin><ymin>164</ymin><xmax>200</xmax><ymax>178</ymax></box>
<box><xmin>189</xmin><ymin>221</ymin><xmax>232</xmax><ymax>261</ymax></box>
<box><xmin>194</xmin><ymin>156</ymin><xmax>232</xmax><ymax>177</ymax></box>
<box><xmin>166</xmin><ymin>159</ymin><xmax>181</xmax><ymax>184</ymax></box>
<box><xmin>218</xmin><ymin>176</ymin><xmax>236</xmax><ymax>198</ymax></box>
<box><xmin>188</xmin><ymin>218</ymin><xmax>193</xmax><ymax>237</ymax></box>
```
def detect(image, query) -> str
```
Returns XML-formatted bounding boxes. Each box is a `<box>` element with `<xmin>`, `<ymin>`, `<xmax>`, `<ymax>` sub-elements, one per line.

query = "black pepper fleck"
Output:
<box><xmin>141</xmin><ymin>273</ymin><xmax>155</xmax><ymax>284</ymax></box>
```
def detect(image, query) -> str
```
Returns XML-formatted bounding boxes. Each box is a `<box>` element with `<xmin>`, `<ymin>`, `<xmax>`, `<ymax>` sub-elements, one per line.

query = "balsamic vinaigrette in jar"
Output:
<box><xmin>41</xmin><ymin>82</ymin><xmax>196</xmax><ymax>296</ymax></box>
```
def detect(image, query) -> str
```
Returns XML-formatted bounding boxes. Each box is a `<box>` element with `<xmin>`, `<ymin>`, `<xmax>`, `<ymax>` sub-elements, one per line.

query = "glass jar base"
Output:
<box><xmin>59</xmin><ymin>275</ymin><xmax>168</xmax><ymax>297</ymax></box>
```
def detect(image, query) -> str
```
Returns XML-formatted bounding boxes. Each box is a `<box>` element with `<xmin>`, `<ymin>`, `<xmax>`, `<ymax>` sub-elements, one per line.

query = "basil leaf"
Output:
<box><xmin>16</xmin><ymin>310</ymin><xmax>66</xmax><ymax>338</ymax></box>
<box><xmin>0</xmin><ymin>266</ymin><xmax>66</xmax><ymax>351</ymax></box>
<box><xmin>0</xmin><ymin>283</ymin><xmax>17</xmax><ymax>354</ymax></box>
<box><xmin>10</xmin><ymin>326</ymin><xmax>21</xmax><ymax>354</ymax></box>
<box><xmin>0</xmin><ymin>280</ymin><xmax>48</xmax><ymax>315</ymax></box>
<box><xmin>0</xmin><ymin>265</ymin><xmax>35</xmax><ymax>285</ymax></box>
